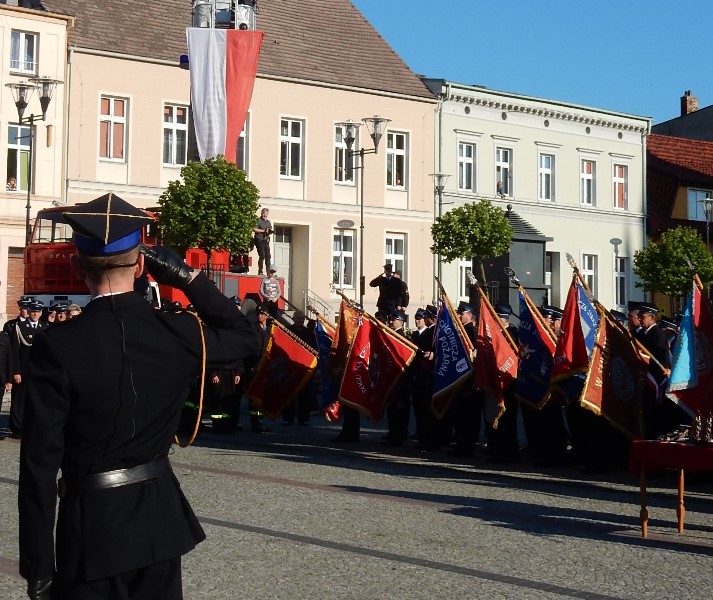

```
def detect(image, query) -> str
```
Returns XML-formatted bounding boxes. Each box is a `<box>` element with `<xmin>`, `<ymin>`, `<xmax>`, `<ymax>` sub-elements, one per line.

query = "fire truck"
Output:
<box><xmin>24</xmin><ymin>205</ymin><xmax>283</xmax><ymax>309</ymax></box>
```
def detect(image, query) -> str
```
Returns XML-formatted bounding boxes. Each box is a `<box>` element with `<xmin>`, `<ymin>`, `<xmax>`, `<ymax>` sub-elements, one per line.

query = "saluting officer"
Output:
<box><xmin>18</xmin><ymin>193</ymin><xmax>259</xmax><ymax>600</ymax></box>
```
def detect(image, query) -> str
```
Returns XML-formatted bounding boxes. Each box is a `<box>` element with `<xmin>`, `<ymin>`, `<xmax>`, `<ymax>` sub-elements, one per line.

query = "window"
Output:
<box><xmin>162</xmin><ymin>104</ymin><xmax>188</xmax><ymax>167</ymax></box>
<box><xmin>10</xmin><ymin>31</ymin><xmax>37</xmax><ymax>74</ymax></box>
<box><xmin>538</xmin><ymin>153</ymin><xmax>555</xmax><ymax>201</ymax></box>
<box><xmin>386</xmin><ymin>132</ymin><xmax>407</xmax><ymax>188</ymax></box>
<box><xmin>384</xmin><ymin>233</ymin><xmax>405</xmax><ymax>275</ymax></box>
<box><xmin>334</xmin><ymin>124</ymin><xmax>355</xmax><ymax>184</ymax></box>
<box><xmin>6</xmin><ymin>125</ymin><xmax>31</xmax><ymax>193</ymax></box>
<box><xmin>687</xmin><ymin>189</ymin><xmax>713</xmax><ymax>221</ymax></box>
<box><xmin>615</xmin><ymin>256</ymin><xmax>628</xmax><ymax>308</ymax></box>
<box><xmin>581</xmin><ymin>160</ymin><xmax>596</xmax><ymax>206</ymax></box>
<box><xmin>280</xmin><ymin>118</ymin><xmax>303</xmax><ymax>178</ymax></box>
<box><xmin>237</xmin><ymin>115</ymin><xmax>249</xmax><ymax>173</ymax></box>
<box><xmin>99</xmin><ymin>96</ymin><xmax>127</xmax><ymax>161</ymax></box>
<box><xmin>458</xmin><ymin>142</ymin><xmax>475</xmax><ymax>192</ymax></box>
<box><xmin>613</xmin><ymin>164</ymin><xmax>628</xmax><ymax>209</ymax></box>
<box><xmin>495</xmin><ymin>147</ymin><xmax>512</xmax><ymax>197</ymax></box>
<box><xmin>581</xmin><ymin>254</ymin><xmax>598</xmax><ymax>296</ymax></box>
<box><xmin>332</xmin><ymin>229</ymin><xmax>355</xmax><ymax>288</ymax></box>
<box><xmin>458</xmin><ymin>257</ymin><xmax>472</xmax><ymax>303</ymax></box>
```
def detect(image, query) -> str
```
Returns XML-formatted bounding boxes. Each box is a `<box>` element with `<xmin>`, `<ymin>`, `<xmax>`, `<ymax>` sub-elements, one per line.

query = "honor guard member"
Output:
<box><xmin>369</xmin><ymin>264</ymin><xmax>403</xmax><ymax>323</ymax></box>
<box><xmin>9</xmin><ymin>300</ymin><xmax>46</xmax><ymax>437</ymax></box>
<box><xmin>383</xmin><ymin>310</ymin><xmax>412</xmax><ymax>445</ymax></box>
<box><xmin>627</xmin><ymin>301</ymin><xmax>642</xmax><ymax>334</ymax></box>
<box><xmin>412</xmin><ymin>304</ymin><xmax>440</xmax><ymax>449</ymax></box>
<box><xmin>18</xmin><ymin>193</ymin><xmax>258</xmax><ymax>600</ymax></box>
<box><xmin>4</xmin><ymin>298</ymin><xmax>30</xmax><ymax>335</ymax></box>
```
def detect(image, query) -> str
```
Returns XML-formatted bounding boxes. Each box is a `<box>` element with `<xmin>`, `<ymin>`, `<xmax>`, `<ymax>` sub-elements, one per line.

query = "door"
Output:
<box><xmin>273</xmin><ymin>226</ymin><xmax>292</xmax><ymax>303</ymax></box>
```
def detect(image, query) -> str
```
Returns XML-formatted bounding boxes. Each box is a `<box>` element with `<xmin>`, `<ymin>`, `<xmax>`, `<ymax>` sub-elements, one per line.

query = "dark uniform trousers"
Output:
<box><xmin>19</xmin><ymin>274</ymin><xmax>258</xmax><ymax>595</ymax></box>
<box><xmin>9</xmin><ymin>319</ymin><xmax>45</xmax><ymax>434</ymax></box>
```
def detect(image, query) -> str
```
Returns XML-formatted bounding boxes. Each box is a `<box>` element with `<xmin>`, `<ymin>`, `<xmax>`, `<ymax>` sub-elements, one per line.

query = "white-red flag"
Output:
<box><xmin>186</xmin><ymin>28</ymin><xmax>263</xmax><ymax>162</ymax></box>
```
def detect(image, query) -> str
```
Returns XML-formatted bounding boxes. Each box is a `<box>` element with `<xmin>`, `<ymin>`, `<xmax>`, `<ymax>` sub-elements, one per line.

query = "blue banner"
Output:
<box><xmin>315</xmin><ymin>320</ymin><xmax>340</xmax><ymax>408</ymax></box>
<box><xmin>515</xmin><ymin>292</ymin><xmax>555</xmax><ymax>408</ymax></box>
<box><xmin>668</xmin><ymin>284</ymin><xmax>696</xmax><ymax>390</ymax></box>
<box><xmin>577</xmin><ymin>282</ymin><xmax>600</xmax><ymax>358</ymax></box>
<box><xmin>431</xmin><ymin>300</ymin><xmax>472</xmax><ymax>417</ymax></box>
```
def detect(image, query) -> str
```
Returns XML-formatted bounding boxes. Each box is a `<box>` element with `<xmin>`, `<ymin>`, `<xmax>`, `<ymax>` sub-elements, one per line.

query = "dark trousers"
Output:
<box><xmin>386</xmin><ymin>388</ymin><xmax>411</xmax><ymax>442</ymax></box>
<box><xmin>9</xmin><ymin>381</ymin><xmax>25</xmax><ymax>434</ymax></box>
<box><xmin>490</xmin><ymin>389</ymin><xmax>520</xmax><ymax>459</ymax></box>
<box><xmin>254</xmin><ymin>237</ymin><xmax>271</xmax><ymax>274</ymax></box>
<box><xmin>339</xmin><ymin>405</ymin><xmax>360</xmax><ymax>440</ymax></box>
<box><xmin>53</xmin><ymin>556</ymin><xmax>182</xmax><ymax>600</ymax></box>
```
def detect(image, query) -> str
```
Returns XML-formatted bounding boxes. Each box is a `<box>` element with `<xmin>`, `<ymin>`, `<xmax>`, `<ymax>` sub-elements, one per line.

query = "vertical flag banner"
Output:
<box><xmin>431</xmin><ymin>299</ymin><xmax>473</xmax><ymax>420</ymax></box>
<box><xmin>315</xmin><ymin>317</ymin><xmax>340</xmax><ymax>409</ymax></box>
<box><xmin>667</xmin><ymin>283</ymin><xmax>713</xmax><ymax>417</ymax></box>
<box><xmin>475</xmin><ymin>294</ymin><xmax>518</xmax><ymax>420</ymax></box>
<box><xmin>187</xmin><ymin>28</ymin><xmax>264</xmax><ymax>162</ymax></box>
<box><xmin>551</xmin><ymin>276</ymin><xmax>588</xmax><ymax>380</ymax></box>
<box><xmin>246</xmin><ymin>322</ymin><xmax>318</xmax><ymax>419</ymax></box>
<box><xmin>515</xmin><ymin>292</ymin><xmax>556</xmax><ymax>408</ymax></box>
<box><xmin>578</xmin><ymin>283</ymin><xmax>599</xmax><ymax>358</ymax></box>
<box><xmin>338</xmin><ymin>317</ymin><xmax>416</xmax><ymax>423</ymax></box>
<box><xmin>580</xmin><ymin>316</ymin><xmax>646</xmax><ymax>439</ymax></box>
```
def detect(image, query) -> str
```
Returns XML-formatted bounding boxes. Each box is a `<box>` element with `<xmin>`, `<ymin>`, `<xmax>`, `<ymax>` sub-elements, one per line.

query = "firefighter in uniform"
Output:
<box><xmin>18</xmin><ymin>193</ymin><xmax>259</xmax><ymax>600</ymax></box>
<box><xmin>383</xmin><ymin>310</ymin><xmax>412</xmax><ymax>445</ymax></box>
<box><xmin>450</xmin><ymin>302</ymin><xmax>480</xmax><ymax>457</ymax></box>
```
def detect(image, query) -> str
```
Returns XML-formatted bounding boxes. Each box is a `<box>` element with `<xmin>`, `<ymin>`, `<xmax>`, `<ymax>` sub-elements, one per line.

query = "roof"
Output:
<box><xmin>41</xmin><ymin>0</ymin><xmax>435</xmax><ymax>100</ymax></box>
<box><xmin>506</xmin><ymin>210</ymin><xmax>551</xmax><ymax>241</ymax></box>
<box><xmin>647</xmin><ymin>134</ymin><xmax>713</xmax><ymax>179</ymax></box>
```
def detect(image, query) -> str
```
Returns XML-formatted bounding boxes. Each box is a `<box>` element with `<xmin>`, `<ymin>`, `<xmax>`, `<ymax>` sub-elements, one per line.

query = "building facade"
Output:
<box><xmin>424</xmin><ymin>79</ymin><xmax>651</xmax><ymax>311</ymax></box>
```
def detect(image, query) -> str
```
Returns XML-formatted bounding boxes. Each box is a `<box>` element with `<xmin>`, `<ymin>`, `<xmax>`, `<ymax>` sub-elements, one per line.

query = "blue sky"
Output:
<box><xmin>350</xmin><ymin>0</ymin><xmax>713</xmax><ymax>125</ymax></box>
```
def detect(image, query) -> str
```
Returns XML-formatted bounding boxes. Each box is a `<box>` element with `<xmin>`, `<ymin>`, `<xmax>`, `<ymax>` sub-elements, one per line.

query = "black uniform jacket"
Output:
<box><xmin>637</xmin><ymin>323</ymin><xmax>671</xmax><ymax>383</ymax></box>
<box><xmin>18</xmin><ymin>274</ymin><xmax>259</xmax><ymax>582</ymax></box>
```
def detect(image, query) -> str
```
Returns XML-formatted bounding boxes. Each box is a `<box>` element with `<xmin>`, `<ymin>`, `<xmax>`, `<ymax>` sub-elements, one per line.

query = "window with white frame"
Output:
<box><xmin>458</xmin><ymin>257</ymin><xmax>472</xmax><ymax>303</ymax></box>
<box><xmin>538</xmin><ymin>153</ymin><xmax>555</xmax><ymax>201</ymax></box>
<box><xmin>458</xmin><ymin>142</ymin><xmax>475</xmax><ymax>192</ymax></box>
<box><xmin>386</xmin><ymin>132</ymin><xmax>407</xmax><ymax>188</ymax></box>
<box><xmin>10</xmin><ymin>31</ymin><xmax>37</xmax><ymax>74</ymax></box>
<box><xmin>162</xmin><ymin>104</ymin><xmax>188</xmax><ymax>167</ymax></box>
<box><xmin>613</xmin><ymin>164</ymin><xmax>628</xmax><ymax>209</ymax></box>
<box><xmin>581</xmin><ymin>159</ymin><xmax>596</xmax><ymax>206</ymax></box>
<box><xmin>687</xmin><ymin>189</ymin><xmax>713</xmax><ymax>221</ymax></box>
<box><xmin>615</xmin><ymin>256</ymin><xmax>628</xmax><ymax>308</ymax></box>
<box><xmin>334</xmin><ymin>124</ymin><xmax>355</xmax><ymax>184</ymax></box>
<box><xmin>280</xmin><ymin>118</ymin><xmax>303</xmax><ymax>178</ymax></box>
<box><xmin>495</xmin><ymin>147</ymin><xmax>512</xmax><ymax>197</ymax></box>
<box><xmin>384</xmin><ymin>233</ymin><xmax>406</xmax><ymax>275</ymax></box>
<box><xmin>332</xmin><ymin>229</ymin><xmax>355</xmax><ymax>288</ymax></box>
<box><xmin>237</xmin><ymin>114</ymin><xmax>249</xmax><ymax>173</ymax></box>
<box><xmin>581</xmin><ymin>254</ymin><xmax>598</xmax><ymax>296</ymax></box>
<box><xmin>6</xmin><ymin>125</ymin><xmax>31</xmax><ymax>193</ymax></box>
<box><xmin>99</xmin><ymin>96</ymin><xmax>127</xmax><ymax>161</ymax></box>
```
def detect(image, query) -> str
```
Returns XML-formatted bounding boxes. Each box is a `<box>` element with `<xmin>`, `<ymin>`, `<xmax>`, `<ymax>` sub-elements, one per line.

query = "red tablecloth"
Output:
<box><xmin>630</xmin><ymin>440</ymin><xmax>713</xmax><ymax>476</ymax></box>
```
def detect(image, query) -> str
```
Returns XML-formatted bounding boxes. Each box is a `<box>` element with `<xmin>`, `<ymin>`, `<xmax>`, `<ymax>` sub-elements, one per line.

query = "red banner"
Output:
<box><xmin>328</xmin><ymin>301</ymin><xmax>360</xmax><ymax>381</ymax></box>
<box><xmin>338</xmin><ymin>318</ymin><xmax>416</xmax><ymax>422</ymax></box>
<box><xmin>551</xmin><ymin>275</ymin><xmax>588</xmax><ymax>380</ymax></box>
<box><xmin>580</xmin><ymin>317</ymin><xmax>646</xmax><ymax>439</ymax></box>
<box><xmin>246</xmin><ymin>323</ymin><xmax>318</xmax><ymax>419</ymax></box>
<box><xmin>474</xmin><ymin>295</ymin><xmax>518</xmax><ymax>425</ymax></box>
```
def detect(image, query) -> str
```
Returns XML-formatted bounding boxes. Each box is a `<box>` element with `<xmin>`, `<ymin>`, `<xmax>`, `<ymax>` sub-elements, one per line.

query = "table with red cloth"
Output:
<box><xmin>629</xmin><ymin>440</ymin><xmax>713</xmax><ymax>538</ymax></box>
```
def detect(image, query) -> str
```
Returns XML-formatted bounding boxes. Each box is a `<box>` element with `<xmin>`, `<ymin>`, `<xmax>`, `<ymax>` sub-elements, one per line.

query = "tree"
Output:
<box><xmin>633</xmin><ymin>226</ymin><xmax>713</xmax><ymax>295</ymax></box>
<box><xmin>431</xmin><ymin>199</ymin><xmax>513</xmax><ymax>282</ymax></box>
<box><xmin>158</xmin><ymin>156</ymin><xmax>261</xmax><ymax>271</ymax></box>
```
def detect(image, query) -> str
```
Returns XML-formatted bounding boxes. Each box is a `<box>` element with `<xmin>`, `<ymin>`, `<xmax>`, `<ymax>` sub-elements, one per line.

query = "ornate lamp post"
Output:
<box><xmin>6</xmin><ymin>76</ymin><xmax>63</xmax><ymax>245</ymax></box>
<box><xmin>429</xmin><ymin>173</ymin><xmax>451</xmax><ymax>284</ymax></box>
<box><xmin>336</xmin><ymin>115</ymin><xmax>391</xmax><ymax>307</ymax></box>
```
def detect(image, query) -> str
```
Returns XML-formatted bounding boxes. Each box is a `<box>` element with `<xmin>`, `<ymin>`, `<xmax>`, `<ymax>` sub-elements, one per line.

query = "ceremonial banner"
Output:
<box><xmin>515</xmin><ymin>292</ymin><xmax>556</xmax><ymax>408</ymax></box>
<box><xmin>246</xmin><ymin>322</ymin><xmax>318</xmax><ymax>419</ymax></box>
<box><xmin>551</xmin><ymin>276</ymin><xmax>588</xmax><ymax>380</ymax></box>
<box><xmin>187</xmin><ymin>28</ymin><xmax>264</xmax><ymax>162</ymax></box>
<box><xmin>667</xmin><ymin>284</ymin><xmax>713</xmax><ymax>417</ymax></box>
<box><xmin>431</xmin><ymin>298</ymin><xmax>473</xmax><ymax>420</ymax></box>
<box><xmin>338</xmin><ymin>317</ymin><xmax>416</xmax><ymax>423</ymax></box>
<box><xmin>474</xmin><ymin>294</ymin><xmax>518</xmax><ymax>425</ymax></box>
<box><xmin>315</xmin><ymin>318</ymin><xmax>340</xmax><ymax>409</ymax></box>
<box><xmin>581</xmin><ymin>316</ymin><xmax>646</xmax><ymax>439</ymax></box>
<box><xmin>578</xmin><ymin>283</ymin><xmax>599</xmax><ymax>357</ymax></box>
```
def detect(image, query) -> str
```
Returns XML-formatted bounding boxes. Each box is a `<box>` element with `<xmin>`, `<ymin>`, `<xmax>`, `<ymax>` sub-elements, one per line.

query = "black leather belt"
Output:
<box><xmin>58</xmin><ymin>457</ymin><xmax>171</xmax><ymax>498</ymax></box>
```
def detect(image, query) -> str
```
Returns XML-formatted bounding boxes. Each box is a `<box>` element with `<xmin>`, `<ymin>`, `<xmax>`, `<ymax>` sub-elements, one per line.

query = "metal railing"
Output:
<box><xmin>303</xmin><ymin>288</ymin><xmax>335</xmax><ymax>321</ymax></box>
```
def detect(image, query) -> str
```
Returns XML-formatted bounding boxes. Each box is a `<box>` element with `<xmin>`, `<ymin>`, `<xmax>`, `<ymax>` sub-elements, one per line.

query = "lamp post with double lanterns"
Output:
<box><xmin>429</xmin><ymin>172</ymin><xmax>451</xmax><ymax>284</ymax></box>
<box><xmin>336</xmin><ymin>115</ymin><xmax>391</xmax><ymax>307</ymax></box>
<box><xmin>5</xmin><ymin>76</ymin><xmax>63</xmax><ymax>245</ymax></box>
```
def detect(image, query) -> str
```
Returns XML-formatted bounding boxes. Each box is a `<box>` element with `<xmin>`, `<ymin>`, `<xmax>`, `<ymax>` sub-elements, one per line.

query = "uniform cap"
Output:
<box><xmin>28</xmin><ymin>301</ymin><xmax>44</xmax><ymax>311</ymax></box>
<box><xmin>627</xmin><ymin>301</ymin><xmax>643</xmax><ymax>312</ymax></box>
<box><xmin>268</xmin><ymin>264</ymin><xmax>277</xmax><ymax>273</ymax></box>
<box><xmin>659</xmin><ymin>316</ymin><xmax>678</xmax><ymax>330</ymax></box>
<box><xmin>541</xmin><ymin>305</ymin><xmax>563</xmax><ymax>319</ymax></box>
<box><xmin>257</xmin><ymin>303</ymin><xmax>270</xmax><ymax>315</ymax></box>
<box><xmin>456</xmin><ymin>302</ymin><xmax>474</xmax><ymax>314</ymax></box>
<box><xmin>63</xmin><ymin>193</ymin><xmax>153</xmax><ymax>256</ymax></box>
<box><xmin>389</xmin><ymin>310</ymin><xmax>406</xmax><ymax>322</ymax></box>
<box><xmin>425</xmin><ymin>304</ymin><xmax>438</xmax><ymax>318</ymax></box>
<box><xmin>494</xmin><ymin>303</ymin><xmax>513</xmax><ymax>318</ymax></box>
<box><xmin>637</xmin><ymin>303</ymin><xmax>659</xmax><ymax>316</ymax></box>
<box><xmin>383</xmin><ymin>263</ymin><xmax>393</xmax><ymax>270</ymax></box>
<box><xmin>610</xmin><ymin>309</ymin><xmax>627</xmax><ymax>323</ymax></box>
<box><xmin>17</xmin><ymin>299</ymin><xmax>32</xmax><ymax>308</ymax></box>
<box><xmin>414</xmin><ymin>308</ymin><xmax>426</xmax><ymax>319</ymax></box>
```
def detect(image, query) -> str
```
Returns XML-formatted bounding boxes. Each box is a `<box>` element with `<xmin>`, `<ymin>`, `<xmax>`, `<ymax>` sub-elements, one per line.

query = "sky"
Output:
<box><xmin>350</xmin><ymin>0</ymin><xmax>713</xmax><ymax>125</ymax></box>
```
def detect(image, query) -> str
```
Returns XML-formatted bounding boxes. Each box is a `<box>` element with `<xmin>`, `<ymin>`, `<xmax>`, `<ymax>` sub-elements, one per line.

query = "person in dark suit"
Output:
<box><xmin>18</xmin><ymin>193</ymin><xmax>259</xmax><ymax>600</ymax></box>
<box><xmin>383</xmin><ymin>310</ymin><xmax>412</xmax><ymax>445</ymax></box>
<box><xmin>412</xmin><ymin>305</ymin><xmax>438</xmax><ymax>449</ymax></box>
<box><xmin>369</xmin><ymin>263</ymin><xmax>403</xmax><ymax>322</ymax></box>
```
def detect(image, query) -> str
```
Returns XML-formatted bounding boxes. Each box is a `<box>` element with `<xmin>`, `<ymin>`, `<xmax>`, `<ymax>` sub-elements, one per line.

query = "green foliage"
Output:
<box><xmin>633</xmin><ymin>226</ymin><xmax>713</xmax><ymax>295</ymax></box>
<box><xmin>430</xmin><ymin>199</ymin><xmax>513</xmax><ymax>263</ymax></box>
<box><xmin>158</xmin><ymin>155</ymin><xmax>260</xmax><ymax>258</ymax></box>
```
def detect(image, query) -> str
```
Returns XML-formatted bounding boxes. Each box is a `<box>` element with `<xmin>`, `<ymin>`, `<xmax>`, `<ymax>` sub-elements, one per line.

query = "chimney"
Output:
<box><xmin>681</xmin><ymin>90</ymin><xmax>699</xmax><ymax>116</ymax></box>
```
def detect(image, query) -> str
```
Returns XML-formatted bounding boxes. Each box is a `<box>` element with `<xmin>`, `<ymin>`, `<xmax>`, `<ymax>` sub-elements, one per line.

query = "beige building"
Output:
<box><xmin>0</xmin><ymin>4</ymin><xmax>71</xmax><ymax>319</ymax></box>
<box><xmin>424</xmin><ymin>79</ymin><xmax>652</xmax><ymax>311</ymax></box>
<box><xmin>37</xmin><ymin>0</ymin><xmax>436</xmax><ymax>320</ymax></box>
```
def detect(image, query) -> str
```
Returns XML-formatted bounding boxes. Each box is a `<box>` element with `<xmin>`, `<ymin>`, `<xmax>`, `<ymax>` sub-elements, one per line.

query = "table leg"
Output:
<box><xmin>677</xmin><ymin>469</ymin><xmax>685</xmax><ymax>534</ymax></box>
<box><xmin>640</xmin><ymin>465</ymin><xmax>648</xmax><ymax>538</ymax></box>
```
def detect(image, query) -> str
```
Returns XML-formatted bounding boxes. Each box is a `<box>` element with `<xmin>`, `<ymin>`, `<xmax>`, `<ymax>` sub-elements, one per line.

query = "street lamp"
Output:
<box><xmin>429</xmin><ymin>173</ymin><xmax>451</xmax><ymax>284</ymax></box>
<box><xmin>6</xmin><ymin>76</ymin><xmax>63</xmax><ymax>245</ymax></box>
<box><xmin>336</xmin><ymin>115</ymin><xmax>391</xmax><ymax>307</ymax></box>
<box><xmin>699</xmin><ymin>194</ymin><xmax>713</xmax><ymax>251</ymax></box>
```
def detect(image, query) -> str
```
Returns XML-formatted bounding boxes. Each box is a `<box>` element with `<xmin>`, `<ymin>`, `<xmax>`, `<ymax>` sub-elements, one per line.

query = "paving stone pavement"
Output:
<box><xmin>0</xmin><ymin>404</ymin><xmax>711</xmax><ymax>599</ymax></box>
